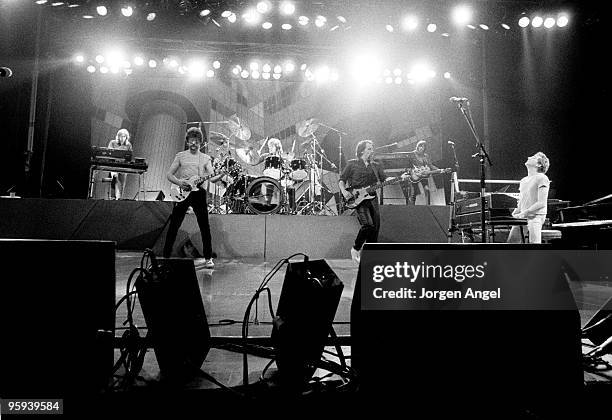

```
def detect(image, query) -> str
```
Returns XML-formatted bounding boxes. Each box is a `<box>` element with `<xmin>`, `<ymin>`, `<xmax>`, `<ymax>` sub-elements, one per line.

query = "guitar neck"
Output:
<box><xmin>366</xmin><ymin>177</ymin><xmax>401</xmax><ymax>194</ymax></box>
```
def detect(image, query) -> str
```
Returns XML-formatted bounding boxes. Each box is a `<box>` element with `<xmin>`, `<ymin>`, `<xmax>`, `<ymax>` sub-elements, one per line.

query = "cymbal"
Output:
<box><xmin>208</xmin><ymin>132</ymin><xmax>230</xmax><ymax>146</ymax></box>
<box><xmin>228</xmin><ymin>116</ymin><xmax>252</xmax><ymax>141</ymax></box>
<box><xmin>236</xmin><ymin>147</ymin><xmax>261</xmax><ymax>165</ymax></box>
<box><xmin>296</xmin><ymin>118</ymin><xmax>320</xmax><ymax>137</ymax></box>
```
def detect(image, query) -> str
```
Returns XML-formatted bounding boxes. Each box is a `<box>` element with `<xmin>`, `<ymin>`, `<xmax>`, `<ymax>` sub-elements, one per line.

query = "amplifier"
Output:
<box><xmin>455</xmin><ymin>193</ymin><xmax>517</xmax><ymax>216</ymax></box>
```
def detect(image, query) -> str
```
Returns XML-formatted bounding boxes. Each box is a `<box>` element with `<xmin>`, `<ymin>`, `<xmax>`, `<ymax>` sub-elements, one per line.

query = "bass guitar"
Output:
<box><xmin>344</xmin><ymin>174</ymin><xmax>409</xmax><ymax>209</ymax></box>
<box><xmin>409</xmin><ymin>166</ymin><xmax>451</xmax><ymax>183</ymax></box>
<box><xmin>169</xmin><ymin>171</ymin><xmax>222</xmax><ymax>202</ymax></box>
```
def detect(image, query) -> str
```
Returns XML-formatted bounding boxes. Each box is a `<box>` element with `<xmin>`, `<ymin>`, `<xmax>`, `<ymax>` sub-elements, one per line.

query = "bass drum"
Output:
<box><xmin>246</xmin><ymin>176</ymin><xmax>282</xmax><ymax>215</ymax></box>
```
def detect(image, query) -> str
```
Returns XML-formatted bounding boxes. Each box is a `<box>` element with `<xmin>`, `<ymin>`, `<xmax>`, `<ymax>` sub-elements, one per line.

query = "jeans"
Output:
<box><xmin>354</xmin><ymin>198</ymin><xmax>380</xmax><ymax>250</ymax></box>
<box><xmin>507</xmin><ymin>214</ymin><xmax>546</xmax><ymax>244</ymax></box>
<box><xmin>163</xmin><ymin>189</ymin><xmax>212</xmax><ymax>258</ymax></box>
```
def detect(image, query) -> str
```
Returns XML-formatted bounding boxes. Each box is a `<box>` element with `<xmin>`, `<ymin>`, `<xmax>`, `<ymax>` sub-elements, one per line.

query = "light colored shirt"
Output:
<box><xmin>107</xmin><ymin>140</ymin><xmax>132</xmax><ymax>151</ymax></box>
<box><xmin>171</xmin><ymin>150</ymin><xmax>212</xmax><ymax>180</ymax></box>
<box><xmin>517</xmin><ymin>173</ymin><xmax>550</xmax><ymax>217</ymax></box>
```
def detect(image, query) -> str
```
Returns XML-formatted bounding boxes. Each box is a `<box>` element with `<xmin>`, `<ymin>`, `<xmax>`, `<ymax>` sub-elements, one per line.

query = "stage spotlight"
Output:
<box><xmin>228</xmin><ymin>13</ymin><xmax>237</xmax><ymax>23</ymax></box>
<box><xmin>544</xmin><ymin>17</ymin><xmax>555</xmax><ymax>28</ymax></box>
<box><xmin>134</xmin><ymin>56</ymin><xmax>144</xmax><ymax>66</ymax></box>
<box><xmin>467</xmin><ymin>24</ymin><xmax>476</xmax><ymax>29</ymax></box>
<box><xmin>452</xmin><ymin>5</ymin><xmax>472</xmax><ymax>26</ymax></box>
<box><xmin>300</xmin><ymin>63</ymin><xmax>307</xmax><ymax>71</ymax></box>
<box><xmin>518</xmin><ymin>16</ymin><xmax>530</xmax><ymax>27</ymax></box>
<box><xmin>147</xmin><ymin>13</ymin><xmax>156</xmax><ymax>21</ymax></box>
<box><xmin>304</xmin><ymin>68</ymin><xmax>314</xmax><ymax>81</ymax></box>
<box><xmin>273</xmin><ymin>65</ymin><xmax>282</xmax><ymax>74</ymax></box>
<box><xmin>393</xmin><ymin>68</ymin><xmax>401</xmax><ymax>76</ymax></box>
<box><xmin>479</xmin><ymin>24</ymin><xmax>489</xmax><ymax>30</ymax></box>
<box><xmin>221</xmin><ymin>10</ymin><xmax>232</xmax><ymax>18</ymax></box>
<box><xmin>532</xmin><ymin>16</ymin><xmax>543</xmax><ymax>28</ymax></box>
<box><xmin>273</xmin><ymin>73</ymin><xmax>281</xmax><ymax>80</ymax></box>
<box><xmin>87</xmin><ymin>65</ymin><xmax>96</xmax><ymax>73</ymax></box>
<box><xmin>314</xmin><ymin>66</ymin><xmax>330</xmax><ymax>83</ymax></box>
<box><xmin>206</xmin><ymin>70</ymin><xmax>214</xmax><ymax>78</ymax></box>
<box><xmin>441</xmin><ymin>33</ymin><xmax>450</xmax><ymax>37</ymax></box>
<box><xmin>315</xmin><ymin>16</ymin><xmax>326</xmax><ymax>27</ymax></box>
<box><xmin>122</xmin><ymin>61</ymin><xmax>131</xmax><ymax>69</ymax></box>
<box><xmin>100</xmin><ymin>66</ymin><xmax>109</xmax><ymax>74</ymax></box>
<box><xmin>96</xmin><ymin>6</ymin><xmax>107</xmax><ymax>16</ymax></box>
<box><xmin>95</xmin><ymin>55</ymin><xmax>105</xmax><ymax>64</ymax></box>
<box><xmin>282</xmin><ymin>23</ymin><xmax>292</xmax><ymax>30</ymax></box>
<box><xmin>121</xmin><ymin>6</ymin><xmax>133</xmax><ymax>17</ymax></box>
<box><xmin>408</xmin><ymin>62</ymin><xmax>434</xmax><ymax>82</ymax></box>
<box><xmin>330</xmin><ymin>25</ymin><xmax>339</xmax><ymax>31</ymax></box>
<box><xmin>394</xmin><ymin>77</ymin><xmax>402</xmax><ymax>84</ymax></box>
<box><xmin>125</xmin><ymin>68</ymin><xmax>133</xmax><ymax>76</ymax></box>
<box><xmin>148</xmin><ymin>59</ymin><xmax>157</xmax><ymax>68</ymax></box>
<box><xmin>51</xmin><ymin>2</ymin><xmax>64</xmax><ymax>6</ymax></box>
<box><xmin>262</xmin><ymin>72</ymin><xmax>270</xmax><ymax>79</ymax></box>
<box><xmin>284</xmin><ymin>62</ymin><xmax>295</xmax><ymax>72</ymax></box>
<box><xmin>262</xmin><ymin>63</ymin><xmax>271</xmax><ymax>73</ymax></box>
<box><xmin>211</xmin><ymin>18</ymin><xmax>221</xmax><ymax>27</ymax></box>
<box><xmin>252</xmin><ymin>70</ymin><xmax>260</xmax><ymax>79</ymax></box>
<box><xmin>257</xmin><ymin>1</ymin><xmax>271</xmax><ymax>14</ymax></box>
<box><xmin>385</xmin><ymin>24</ymin><xmax>394</xmax><ymax>32</ymax></box>
<box><xmin>83</xmin><ymin>15</ymin><xmax>94</xmax><ymax>19</ymax></box>
<box><xmin>262</xmin><ymin>22</ymin><xmax>272</xmax><ymax>29</ymax></box>
<box><xmin>250</xmin><ymin>61</ymin><xmax>259</xmax><ymax>71</ymax></box>
<box><xmin>443</xmin><ymin>72</ymin><xmax>451</xmax><ymax>79</ymax></box>
<box><xmin>187</xmin><ymin>60</ymin><xmax>206</xmax><ymax>78</ymax></box>
<box><xmin>212</xmin><ymin>60</ymin><xmax>220</xmax><ymax>69</ymax></box>
<box><xmin>168</xmin><ymin>59</ymin><xmax>179</xmax><ymax>68</ymax></box>
<box><xmin>385</xmin><ymin>77</ymin><xmax>392</xmax><ymax>84</ymax></box>
<box><xmin>557</xmin><ymin>15</ymin><xmax>569</xmax><ymax>27</ymax></box>
<box><xmin>35</xmin><ymin>0</ymin><xmax>48</xmax><ymax>4</ymax></box>
<box><xmin>178</xmin><ymin>66</ymin><xmax>186</xmax><ymax>75</ymax></box>
<box><xmin>241</xmin><ymin>69</ymin><xmax>249</xmax><ymax>78</ymax></box>
<box><xmin>110</xmin><ymin>66</ymin><xmax>120</xmax><ymax>74</ymax></box>
<box><xmin>402</xmin><ymin>15</ymin><xmax>418</xmax><ymax>31</ymax></box>
<box><xmin>298</xmin><ymin>16</ymin><xmax>309</xmax><ymax>25</ymax></box>
<box><xmin>200</xmin><ymin>9</ymin><xmax>210</xmax><ymax>17</ymax></box>
<box><xmin>337</xmin><ymin>16</ymin><xmax>347</xmax><ymax>23</ymax></box>
<box><xmin>501</xmin><ymin>23</ymin><xmax>511</xmax><ymax>30</ymax></box>
<box><xmin>232</xmin><ymin>66</ymin><xmax>240</xmax><ymax>76</ymax></box>
<box><xmin>74</xmin><ymin>54</ymin><xmax>85</xmax><ymax>63</ymax></box>
<box><xmin>427</xmin><ymin>23</ymin><xmax>437</xmax><ymax>32</ymax></box>
<box><xmin>106</xmin><ymin>50</ymin><xmax>126</xmax><ymax>68</ymax></box>
<box><xmin>243</xmin><ymin>9</ymin><xmax>260</xmax><ymax>24</ymax></box>
<box><xmin>280</xmin><ymin>2</ymin><xmax>295</xmax><ymax>15</ymax></box>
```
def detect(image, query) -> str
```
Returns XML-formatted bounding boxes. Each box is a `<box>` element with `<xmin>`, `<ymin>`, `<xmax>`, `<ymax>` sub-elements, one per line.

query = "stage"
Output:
<box><xmin>0</xmin><ymin>198</ymin><xmax>454</xmax><ymax>259</ymax></box>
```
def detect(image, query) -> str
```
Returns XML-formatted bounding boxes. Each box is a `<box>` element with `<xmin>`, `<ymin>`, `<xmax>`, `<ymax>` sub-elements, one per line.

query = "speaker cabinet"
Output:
<box><xmin>136</xmin><ymin>257</ymin><xmax>210</xmax><ymax>381</ymax></box>
<box><xmin>0</xmin><ymin>239</ymin><xmax>115</xmax><ymax>400</ymax></box>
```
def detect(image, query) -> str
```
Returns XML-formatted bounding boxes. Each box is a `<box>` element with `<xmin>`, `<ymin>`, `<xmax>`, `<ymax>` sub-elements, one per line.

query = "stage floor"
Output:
<box><xmin>113</xmin><ymin>251</ymin><xmax>612</xmax><ymax>394</ymax></box>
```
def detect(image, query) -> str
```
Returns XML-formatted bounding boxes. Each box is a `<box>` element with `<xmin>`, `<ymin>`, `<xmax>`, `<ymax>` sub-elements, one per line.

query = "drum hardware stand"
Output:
<box><xmin>299</xmin><ymin>135</ymin><xmax>335</xmax><ymax>216</ymax></box>
<box><xmin>316</xmin><ymin>122</ymin><xmax>347</xmax><ymax>213</ymax></box>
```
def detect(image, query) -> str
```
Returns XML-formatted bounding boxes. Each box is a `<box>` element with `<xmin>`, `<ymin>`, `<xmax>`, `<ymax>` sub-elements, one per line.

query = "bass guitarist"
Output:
<box><xmin>163</xmin><ymin>127</ymin><xmax>222</xmax><ymax>268</ymax></box>
<box><xmin>339</xmin><ymin>140</ymin><xmax>393</xmax><ymax>264</ymax></box>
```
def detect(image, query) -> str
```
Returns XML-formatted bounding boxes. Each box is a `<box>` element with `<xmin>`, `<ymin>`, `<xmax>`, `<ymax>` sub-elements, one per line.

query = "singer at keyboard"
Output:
<box><xmin>107</xmin><ymin>129</ymin><xmax>133</xmax><ymax>200</ymax></box>
<box><xmin>506</xmin><ymin>152</ymin><xmax>550</xmax><ymax>244</ymax></box>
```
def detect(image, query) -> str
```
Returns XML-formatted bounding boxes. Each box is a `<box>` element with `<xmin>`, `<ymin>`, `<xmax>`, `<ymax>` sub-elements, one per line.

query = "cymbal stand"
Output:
<box><xmin>278</xmin><ymin>167</ymin><xmax>294</xmax><ymax>215</ymax></box>
<box><xmin>317</xmin><ymin>122</ymin><xmax>346</xmax><ymax>212</ymax></box>
<box><xmin>299</xmin><ymin>135</ymin><xmax>335</xmax><ymax>216</ymax></box>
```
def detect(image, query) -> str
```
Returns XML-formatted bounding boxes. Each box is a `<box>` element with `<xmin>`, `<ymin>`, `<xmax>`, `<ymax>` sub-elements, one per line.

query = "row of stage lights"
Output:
<box><xmin>33</xmin><ymin>1</ymin><xmax>571</xmax><ymax>34</ymax></box>
<box><xmin>72</xmin><ymin>52</ymin><xmax>451</xmax><ymax>85</ymax></box>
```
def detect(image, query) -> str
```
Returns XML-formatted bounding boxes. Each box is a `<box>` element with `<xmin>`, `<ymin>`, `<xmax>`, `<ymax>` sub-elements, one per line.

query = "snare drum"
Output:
<box><xmin>290</xmin><ymin>159</ymin><xmax>308</xmax><ymax>181</ymax></box>
<box><xmin>263</xmin><ymin>156</ymin><xmax>282</xmax><ymax>179</ymax></box>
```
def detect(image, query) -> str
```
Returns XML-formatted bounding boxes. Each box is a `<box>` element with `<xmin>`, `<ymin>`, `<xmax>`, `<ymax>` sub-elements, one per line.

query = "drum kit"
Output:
<box><xmin>192</xmin><ymin>115</ymin><xmax>343</xmax><ymax>215</ymax></box>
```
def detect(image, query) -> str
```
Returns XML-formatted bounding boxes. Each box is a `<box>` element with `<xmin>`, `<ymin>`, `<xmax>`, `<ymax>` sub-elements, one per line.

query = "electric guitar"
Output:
<box><xmin>409</xmin><ymin>166</ymin><xmax>452</xmax><ymax>183</ymax></box>
<box><xmin>344</xmin><ymin>174</ymin><xmax>409</xmax><ymax>209</ymax></box>
<box><xmin>169</xmin><ymin>171</ymin><xmax>223</xmax><ymax>202</ymax></box>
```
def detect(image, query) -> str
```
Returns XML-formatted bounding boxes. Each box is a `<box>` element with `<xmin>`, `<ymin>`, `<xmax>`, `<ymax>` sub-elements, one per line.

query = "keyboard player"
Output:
<box><xmin>507</xmin><ymin>152</ymin><xmax>550</xmax><ymax>244</ymax></box>
<box><xmin>107</xmin><ymin>129</ymin><xmax>133</xmax><ymax>199</ymax></box>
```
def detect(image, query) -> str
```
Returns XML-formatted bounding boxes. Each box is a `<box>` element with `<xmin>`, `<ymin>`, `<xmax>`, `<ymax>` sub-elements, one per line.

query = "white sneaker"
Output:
<box><xmin>203</xmin><ymin>258</ymin><xmax>215</xmax><ymax>269</ymax></box>
<box><xmin>350</xmin><ymin>247</ymin><xmax>361</xmax><ymax>264</ymax></box>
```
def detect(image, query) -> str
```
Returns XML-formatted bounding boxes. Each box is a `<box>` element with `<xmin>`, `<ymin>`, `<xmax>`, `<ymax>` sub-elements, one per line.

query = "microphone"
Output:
<box><xmin>448</xmin><ymin>140</ymin><xmax>455</xmax><ymax>145</ymax></box>
<box><xmin>0</xmin><ymin>67</ymin><xmax>13</xmax><ymax>78</ymax></box>
<box><xmin>449</xmin><ymin>97</ymin><xmax>468</xmax><ymax>103</ymax></box>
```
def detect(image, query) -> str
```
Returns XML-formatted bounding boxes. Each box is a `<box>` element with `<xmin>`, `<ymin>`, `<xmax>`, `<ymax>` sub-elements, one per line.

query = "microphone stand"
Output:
<box><xmin>447</xmin><ymin>141</ymin><xmax>461</xmax><ymax>243</ymax></box>
<box><xmin>454</xmin><ymin>100</ymin><xmax>492</xmax><ymax>243</ymax></box>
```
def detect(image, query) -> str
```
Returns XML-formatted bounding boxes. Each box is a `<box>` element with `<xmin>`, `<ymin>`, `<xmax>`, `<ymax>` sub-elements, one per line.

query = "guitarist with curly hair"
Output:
<box><xmin>407</xmin><ymin>140</ymin><xmax>447</xmax><ymax>205</ymax></box>
<box><xmin>163</xmin><ymin>127</ymin><xmax>222</xmax><ymax>267</ymax></box>
<box><xmin>339</xmin><ymin>140</ymin><xmax>397</xmax><ymax>264</ymax></box>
